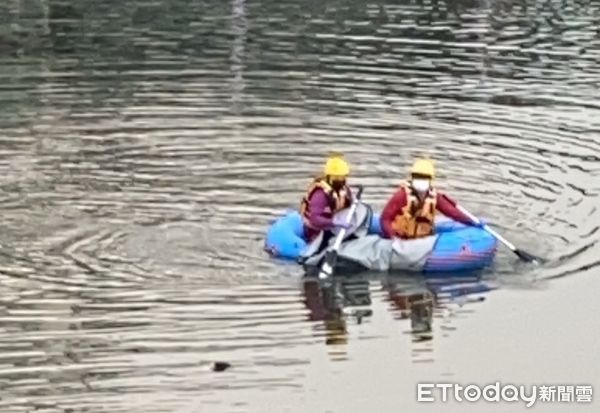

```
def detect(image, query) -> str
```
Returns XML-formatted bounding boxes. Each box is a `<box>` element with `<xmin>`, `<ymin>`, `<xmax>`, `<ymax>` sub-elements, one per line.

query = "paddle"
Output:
<box><xmin>318</xmin><ymin>185</ymin><xmax>364</xmax><ymax>280</ymax></box>
<box><xmin>449</xmin><ymin>199</ymin><xmax>541</xmax><ymax>265</ymax></box>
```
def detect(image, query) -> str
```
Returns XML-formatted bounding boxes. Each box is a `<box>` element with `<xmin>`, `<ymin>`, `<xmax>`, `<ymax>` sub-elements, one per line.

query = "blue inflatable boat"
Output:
<box><xmin>265</xmin><ymin>208</ymin><xmax>497</xmax><ymax>273</ymax></box>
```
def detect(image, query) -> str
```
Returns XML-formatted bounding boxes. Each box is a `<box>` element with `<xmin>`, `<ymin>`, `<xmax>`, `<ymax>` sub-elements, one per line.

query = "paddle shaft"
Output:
<box><xmin>318</xmin><ymin>186</ymin><xmax>364</xmax><ymax>279</ymax></box>
<box><xmin>455</xmin><ymin>204</ymin><xmax>519</xmax><ymax>252</ymax></box>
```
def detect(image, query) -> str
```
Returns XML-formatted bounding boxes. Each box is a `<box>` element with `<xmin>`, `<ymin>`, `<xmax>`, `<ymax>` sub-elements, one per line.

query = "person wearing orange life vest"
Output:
<box><xmin>299</xmin><ymin>155</ymin><xmax>354</xmax><ymax>242</ymax></box>
<box><xmin>380</xmin><ymin>158</ymin><xmax>482</xmax><ymax>239</ymax></box>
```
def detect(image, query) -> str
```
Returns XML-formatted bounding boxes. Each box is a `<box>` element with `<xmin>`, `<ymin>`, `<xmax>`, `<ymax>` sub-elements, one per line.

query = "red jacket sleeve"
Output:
<box><xmin>380</xmin><ymin>188</ymin><xmax>407</xmax><ymax>239</ymax></box>
<box><xmin>436</xmin><ymin>192</ymin><xmax>475</xmax><ymax>225</ymax></box>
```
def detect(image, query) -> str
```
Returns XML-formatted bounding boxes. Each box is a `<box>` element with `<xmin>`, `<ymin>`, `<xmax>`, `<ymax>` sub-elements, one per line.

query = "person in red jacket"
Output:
<box><xmin>380</xmin><ymin>158</ymin><xmax>481</xmax><ymax>239</ymax></box>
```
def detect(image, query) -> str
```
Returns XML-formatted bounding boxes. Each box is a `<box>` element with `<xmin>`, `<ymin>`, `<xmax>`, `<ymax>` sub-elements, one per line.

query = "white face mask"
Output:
<box><xmin>411</xmin><ymin>179</ymin><xmax>430</xmax><ymax>193</ymax></box>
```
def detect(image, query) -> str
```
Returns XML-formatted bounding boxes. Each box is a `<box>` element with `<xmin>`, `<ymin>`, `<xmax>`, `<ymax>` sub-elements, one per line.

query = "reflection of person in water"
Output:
<box><xmin>382</xmin><ymin>278</ymin><xmax>434</xmax><ymax>338</ymax></box>
<box><xmin>302</xmin><ymin>278</ymin><xmax>348</xmax><ymax>360</ymax></box>
<box><xmin>301</xmin><ymin>277</ymin><xmax>373</xmax><ymax>356</ymax></box>
<box><xmin>382</xmin><ymin>277</ymin><xmax>495</xmax><ymax>341</ymax></box>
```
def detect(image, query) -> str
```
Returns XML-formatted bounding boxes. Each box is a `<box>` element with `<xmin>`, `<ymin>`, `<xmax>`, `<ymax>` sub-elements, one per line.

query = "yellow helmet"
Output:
<box><xmin>410</xmin><ymin>158</ymin><xmax>435</xmax><ymax>178</ymax></box>
<box><xmin>323</xmin><ymin>155</ymin><xmax>350</xmax><ymax>176</ymax></box>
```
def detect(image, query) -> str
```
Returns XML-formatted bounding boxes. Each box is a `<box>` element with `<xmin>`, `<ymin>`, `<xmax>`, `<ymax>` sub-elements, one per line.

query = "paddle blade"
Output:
<box><xmin>515</xmin><ymin>249</ymin><xmax>542</xmax><ymax>264</ymax></box>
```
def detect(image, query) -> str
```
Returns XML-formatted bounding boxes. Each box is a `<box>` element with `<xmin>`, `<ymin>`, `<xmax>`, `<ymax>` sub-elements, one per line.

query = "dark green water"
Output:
<box><xmin>1</xmin><ymin>0</ymin><xmax>599</xmax><ymax>412</ymax></box>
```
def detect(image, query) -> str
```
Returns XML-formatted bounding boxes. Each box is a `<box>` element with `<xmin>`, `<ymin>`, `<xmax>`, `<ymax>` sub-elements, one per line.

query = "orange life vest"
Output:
<box><xmin>299</xmin><ymin>177</ymin><xmax>350</xmax><ymax>229</ymax></box>
<box><xmin>391</xmin><ymin>182</ymin><xmax>437</xmax><ymax>239</ymax></box>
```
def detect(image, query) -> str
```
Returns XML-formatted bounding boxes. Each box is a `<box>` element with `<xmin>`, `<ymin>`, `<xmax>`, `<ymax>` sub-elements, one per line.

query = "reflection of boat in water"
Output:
<box><xmin>302</xmin><ymin>276</ymin><xmax>373</xmax><ymax>325</ymax></box>
<box><xmin>301</xmin><ymin>274</ymin><xmax>498</xmax><ymax>357</ymax></box>
<box><xmin>302</xmin><ymin>276</ymin><xmax>373</xmax><ymax>359</ymax></box>
<box><xmin>384</xmin><ymin>276</ymin><xmax>498</xmax><ymax>343</ymax></box>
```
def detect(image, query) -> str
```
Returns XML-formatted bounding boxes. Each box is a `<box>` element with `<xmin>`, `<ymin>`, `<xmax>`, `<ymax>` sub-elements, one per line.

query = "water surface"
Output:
<box><xmin>1</xmin><ymin>0</ymin><xmax>599</xmax><ymax>411</ymax></box>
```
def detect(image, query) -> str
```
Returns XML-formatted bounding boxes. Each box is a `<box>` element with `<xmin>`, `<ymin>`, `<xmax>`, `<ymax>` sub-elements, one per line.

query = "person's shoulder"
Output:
<box><xmin>394</xmin><ymin>183</ymin><xmax>409</xmax><ymax>196</ymax></box>
<box><xmin>385</xmin><ymin>185</ymin><xmax>407</xmax><ymax>204</ymax></box>
<box><xmin>434</xmin><ymin>190</ymin><xmax>453</xmax><ymax>205</ymax></box>
<box><xmin>306</xmin><ymin>184</ymin><xmax>327</xmax><ymax>200</ymax></box>
<box><xmin>307</xmin><ymin>177</ymin><xmax>329</xmax><ymax>191</ymax></box>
